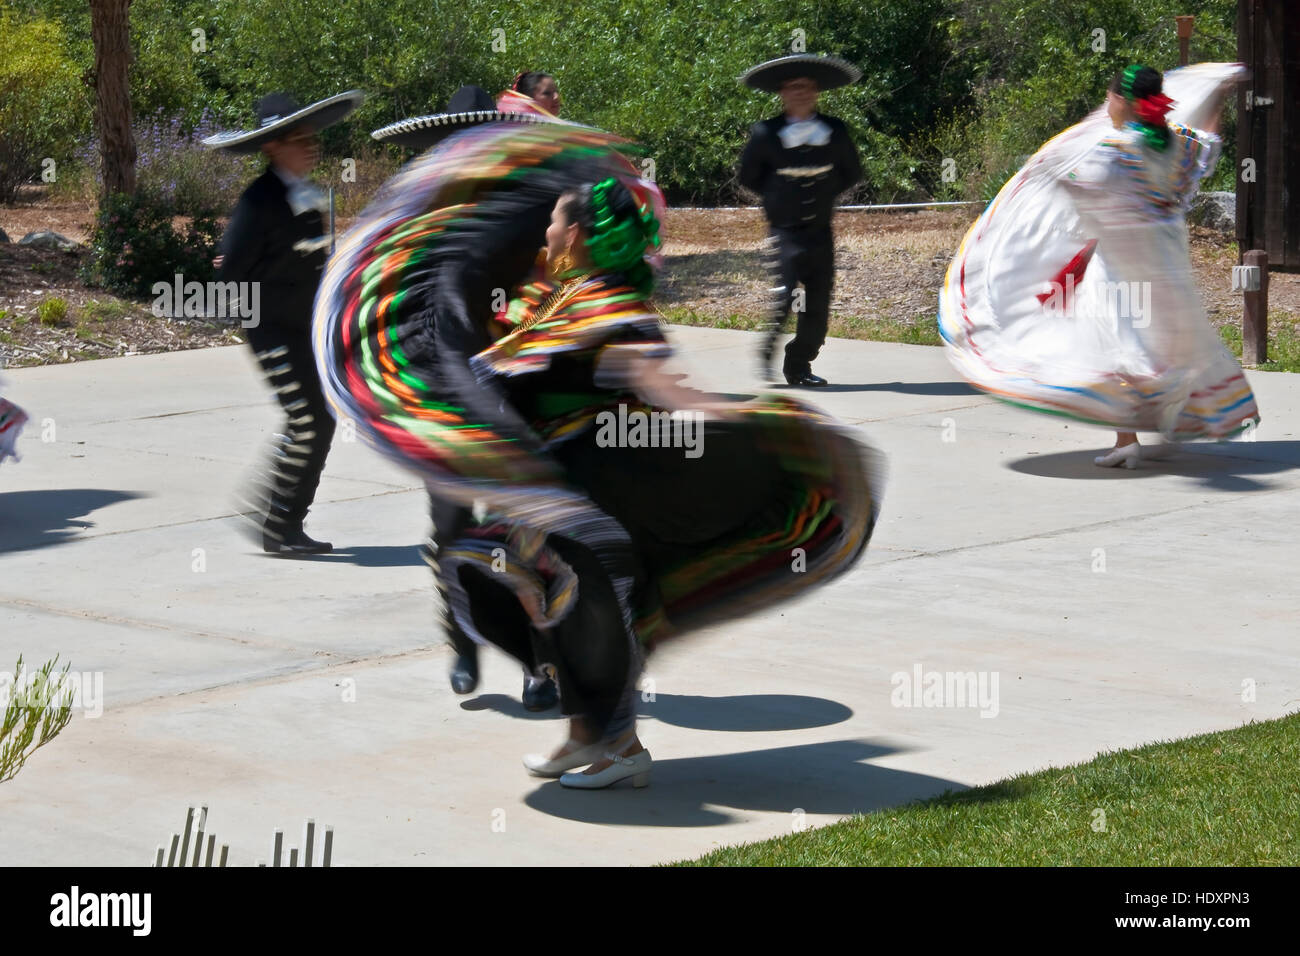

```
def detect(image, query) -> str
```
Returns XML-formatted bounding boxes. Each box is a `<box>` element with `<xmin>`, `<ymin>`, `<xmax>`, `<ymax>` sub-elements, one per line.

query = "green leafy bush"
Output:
<box><xmin>84</xmin><ymin>192</ymin><xmax>220</xmax><ymax>298</ymax></box>
<box><xmin>0</xmin><ymin>9</ymin><xmax>88</xmax><ymax>203</ymax></box>
<box><xmin>19</xmin><ymin>0</ymin><xmax>1241</xmax><ymax>204</ymax></box>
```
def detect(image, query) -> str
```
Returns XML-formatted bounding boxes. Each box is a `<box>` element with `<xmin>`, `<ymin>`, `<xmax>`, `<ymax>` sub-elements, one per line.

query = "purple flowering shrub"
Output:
<box><xmin>80</xmin><ymin>112</ymin><xmax>244</xmax><ymax>298</ymax></box>
<box><xmin>77</xmin><ymin>110</ymin><xmax>255</xmax><ymax>214</ymax></box>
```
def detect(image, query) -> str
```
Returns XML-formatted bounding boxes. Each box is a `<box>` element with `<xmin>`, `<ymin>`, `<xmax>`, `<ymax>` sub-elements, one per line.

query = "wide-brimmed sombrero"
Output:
<box><xmin>202</xmin><ymin>91</ymin><xmax>364</xmax><ymax>153</ymax></box>
<box><xmin>740</xmin><ymin>54</ymin><xmax>862</xmax><ymax>93</ymax></box>
<box><xmin>372</xmin><ymin>85</ymin><xmax>562</xmax><ymax>150</ymax></box>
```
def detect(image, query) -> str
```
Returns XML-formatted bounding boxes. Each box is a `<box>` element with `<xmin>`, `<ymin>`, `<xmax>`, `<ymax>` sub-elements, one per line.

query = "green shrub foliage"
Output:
<box><xmin>85</xmin><ymin>192</ymin><xmax>220</xmax><ymax>298</ymax></box>
<box><xmin>17</xmin><ymin>0</ymin><xmax>1239</xmax><ymax>203</ymax></box>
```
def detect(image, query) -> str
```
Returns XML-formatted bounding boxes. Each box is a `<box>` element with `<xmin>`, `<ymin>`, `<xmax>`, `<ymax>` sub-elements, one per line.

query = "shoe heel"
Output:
<box><xmin>631</xmin><ymin>772</ymin><xmax>650</xmax><ymax>788</ymax></box>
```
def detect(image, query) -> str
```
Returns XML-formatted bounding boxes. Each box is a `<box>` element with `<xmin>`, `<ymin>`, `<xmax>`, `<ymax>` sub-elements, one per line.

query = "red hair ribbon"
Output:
<box><xmin>1134</xmin><ymin>92</ymin><xmax>1174</xmax><ymax>125</ymax></box>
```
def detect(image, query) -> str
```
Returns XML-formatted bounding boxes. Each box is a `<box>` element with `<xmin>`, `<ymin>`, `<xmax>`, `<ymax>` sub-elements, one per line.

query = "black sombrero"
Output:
<box><xmin>203</xmin><ymin>91</ymin><xmax>364</xmax><ymax>153</ymax></box>
<box><xmin>740</xmin><ymin>54</ymin><xmax>862</xmax><ymax>93</ymax></box>
<box><xmin>371</xmin><ymin>85</ymin><xmax>562</xmax><ymax>150</ymax></box>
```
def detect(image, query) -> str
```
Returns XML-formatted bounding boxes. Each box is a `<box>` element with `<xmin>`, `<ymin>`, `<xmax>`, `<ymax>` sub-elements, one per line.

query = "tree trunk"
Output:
<box><xmin>90</xmin><ymin>0</ymin><xmax>136</xmax><ymax>198</ymax></box>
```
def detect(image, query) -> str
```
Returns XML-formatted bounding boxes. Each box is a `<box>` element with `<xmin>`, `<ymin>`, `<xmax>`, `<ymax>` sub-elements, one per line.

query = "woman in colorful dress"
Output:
<box><xmin>497</xmin><ymin>71</ymin><xmax>561</xmax><ymax>117</ymax></box>
<box><xmin>940</xmin><ymin>63</ymin><xmax>1257</xmax><ymax>469</ymax></box>
<box><xmin>314</xmin><ymin>121</ymin><xmax>881</xmax><ymax>789</ymax></box>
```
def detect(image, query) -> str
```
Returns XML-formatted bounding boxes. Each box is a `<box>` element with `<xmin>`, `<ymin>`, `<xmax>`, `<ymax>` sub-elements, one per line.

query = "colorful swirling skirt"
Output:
<box><xmin>312</xmin><ymin>121</ymin><xmax>883</xmax><ymax>663</ymax></box>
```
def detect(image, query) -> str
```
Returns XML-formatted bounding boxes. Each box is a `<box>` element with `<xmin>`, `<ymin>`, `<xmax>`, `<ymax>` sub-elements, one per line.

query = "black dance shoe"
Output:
<box><xmin>784</xmin><ymin>370</ymin><xmax>829</xmax><ymax>388</ymax></box>
<box><xmin>263</xmin><ymin>526</ymin><xmax>333</xmax><ymax>555</ymax></box>
<box><xmin>522</xmin><ymin>674</ymin><xmax>559</xmax><ymax>711</ymax></box>
<box><xmin>449</xmin><ymin>650</ymin><xmax>479</xmax><ymax>695</ymax></box>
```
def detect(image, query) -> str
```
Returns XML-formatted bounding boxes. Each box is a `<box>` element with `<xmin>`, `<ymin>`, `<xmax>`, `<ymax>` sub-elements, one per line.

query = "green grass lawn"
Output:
<box><xmin>1219</xmin><ymin>314</ymin><xmax>1300</xmax><ymax>373</ymax></box>
<box><xmin>659</xmin><ymin>306</ymin><xmax>945</xmax><ymax>347</ymax></box>
<box><xmin>678</xmin><ymin>712</ymin><xmax>1300</xmax><ymax>866</ymax></box>
<box><xmin>661</xmin><ymin>306</ymin><xmax>1300</xmax><ymax>364</ymax></box>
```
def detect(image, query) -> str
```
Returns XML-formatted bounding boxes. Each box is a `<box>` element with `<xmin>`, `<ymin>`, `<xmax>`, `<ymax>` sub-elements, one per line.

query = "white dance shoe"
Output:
<box><xmin>523</xmin><ymin>740</ymin><xmax>605</xmax><ymax>778</ymax></box>
<box><xmin>1094</xmin><ymin>443</ymin><xmax>1140</xmax><ymax>469</ymax></box>
<box><xmin>559</xmin><ymin>750</ymin><xmax>652</xmax><ymax>789</ymax></box>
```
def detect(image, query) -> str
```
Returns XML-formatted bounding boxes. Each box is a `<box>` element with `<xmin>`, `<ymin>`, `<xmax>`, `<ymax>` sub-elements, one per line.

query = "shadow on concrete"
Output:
<box><xmin>460</xmin><ymin>692</ymin><xmax>852</xmax><ymax>732</ymax></box>
<box><xmin>523</xmin><ymin>738</ymin><xmax>966</xmax><ymax>829</ymax></box>
<box><xmin>0</xmin><ymin>488</ymin><xmax>145</xmax><ymax>553</ymax></box>
<box><xmin>802</xmin><ymin>381</ymin><xmax>978</xmax><ymax>396</ymax></box>
<box><xmin>639</xmin><ymin>693</ymin><xmax>852</xmax><ymax>732</ymax></box>
<box><xmin>259</xmin><ymin>544</ymin><xmax>426</xmax><ymax>567</ymax></box>
<box><xmin>1005</xmin><ymin>440</ymin><xmax>1300</xmax><ymax>491</ymax></box>
<box><xmin>460</xmin><ymin>693</ymin><xmax>564</xmax><ymax>721</ymax></box>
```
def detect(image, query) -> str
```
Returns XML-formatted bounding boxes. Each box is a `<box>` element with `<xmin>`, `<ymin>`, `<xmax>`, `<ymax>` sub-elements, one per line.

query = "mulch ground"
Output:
<box><xmin>2</xmin><ymin>196</ymin><xmax>1297</xmax><ymax>370</ymax></box>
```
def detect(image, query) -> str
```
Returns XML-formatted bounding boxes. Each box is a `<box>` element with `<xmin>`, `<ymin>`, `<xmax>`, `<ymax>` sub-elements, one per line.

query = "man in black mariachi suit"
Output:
<box><xmin>739</xmin><ymin>54</ymin><xmax>863</xmax><ymax>388</ymax></box>
<box><xmin>370</xmin><ymin>86</ymin><xmax>560</xmax><ymax>710</ymax></box>
<box><xmin>206</xmin><ymin>91</ymin><xmax>362</xmax><ymax>554</ymax></box>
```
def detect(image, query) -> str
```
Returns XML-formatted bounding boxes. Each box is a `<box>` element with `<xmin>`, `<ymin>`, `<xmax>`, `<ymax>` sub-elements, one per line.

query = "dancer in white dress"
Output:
<box><xmin>0</xmin><ymin>389</ymin><xmax>26</xmax><ymax>467</ymax></box>
<box><xmin>940</xmin><ymin>63</ymin><xmax>1258</xmax><ymax>470</ymax></box>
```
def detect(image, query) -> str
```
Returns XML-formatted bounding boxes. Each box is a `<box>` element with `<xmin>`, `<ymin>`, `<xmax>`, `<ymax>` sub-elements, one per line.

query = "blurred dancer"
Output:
<box><xmin>314</xmin><ymin>122</ymin><xmax>882</xmax><ymax>788</ymax></box>
<box><xmin>739</xmin><ymin>54</ymin><xmax>863</xmax><ymax>387</ymax></box>
<box><xmin>205</xmin><ymin>90</ymin><xmax>363</xmax><ymax>552</ymax></box>
<box><xmin>939</xmin><ymin>63</ymin><xmax>1256</xmax><ymax>469</ymax></box>
<box><xmin>371</xmin><ymin>86</ymin><xmax>563</xmax><ymax>709</ymax></box>
<box><xmin>0</xmin><ymin>391</ymin><xmax>27</xmax><ymax>467</ymax></box>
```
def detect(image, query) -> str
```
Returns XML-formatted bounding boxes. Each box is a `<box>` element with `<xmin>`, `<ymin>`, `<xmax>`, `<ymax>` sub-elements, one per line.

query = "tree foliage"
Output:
<box><xmin>10</xmin><ymin>0</ymin><xmax>1240</xmax><ymax>203</ymax></box>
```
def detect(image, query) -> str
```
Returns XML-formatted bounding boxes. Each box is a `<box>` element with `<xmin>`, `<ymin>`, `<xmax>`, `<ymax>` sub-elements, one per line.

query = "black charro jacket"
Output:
<box><xmin>218</xmin><ymin>167</ymin><xmax>327</xmax><ymax>331</ymax></box>
<box><xmin>738</xmin><ymin>113</ymin><xmax>863</xmax><ymax>230</ymax></box>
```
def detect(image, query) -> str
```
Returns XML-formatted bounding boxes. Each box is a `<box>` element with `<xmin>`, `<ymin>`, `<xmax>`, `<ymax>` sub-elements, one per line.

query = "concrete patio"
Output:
<box><xmin>1</xmin><ymin>328</ymin><xmax>1296</xmax><ymax>865</ymax></box>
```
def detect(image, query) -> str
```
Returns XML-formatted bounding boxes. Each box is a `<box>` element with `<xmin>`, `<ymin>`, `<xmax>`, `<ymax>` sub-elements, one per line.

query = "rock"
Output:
<box><xmin>18</xmin><ymin>230</ymin><xmax>80</xmax><ymax>251</ymax></box>
<box><xmin>0</xmin><ymin>225</ymin><xmax>10</xmax><ymax>243</ymax></box>
<box><xmin>1189</xmin><ymin>191</ymin><xmax>1235</xmax><ymax>232</ymax></box>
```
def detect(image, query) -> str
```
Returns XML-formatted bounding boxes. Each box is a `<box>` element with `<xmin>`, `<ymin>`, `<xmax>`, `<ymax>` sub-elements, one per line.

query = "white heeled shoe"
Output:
<box><xmin>559</xmin><ymin>750</ymin><xmax>652</xmax><ymax>790</ymax></box>
<box><xmin>1093</xmin><ymin>443</ymin><xmax>1140</xmax><ymax>469</ymax></box>
<box><xmin>523</xmin><ymin>740</ymin><xmax>605</xmax><ymax>778</ymax></box>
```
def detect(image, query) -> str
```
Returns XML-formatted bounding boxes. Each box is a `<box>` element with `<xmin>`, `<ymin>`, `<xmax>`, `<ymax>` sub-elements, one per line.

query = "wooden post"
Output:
<box><xmin>1243</xmin><ymin>249</ymin><xmax>1269</xmax><ymax>364</ymax></box>
<box><xmin>1176</xmin><ymin>15</ymin><xmax>1195</xmax><ymax>66</ymax></box>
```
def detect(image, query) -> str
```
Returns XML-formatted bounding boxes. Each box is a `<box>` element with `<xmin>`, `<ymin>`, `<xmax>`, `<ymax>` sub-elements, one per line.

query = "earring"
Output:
<box><xmin>552</xmin><ymin>249</ymin><xmax>575</xmax><ymax>277</ymax></box>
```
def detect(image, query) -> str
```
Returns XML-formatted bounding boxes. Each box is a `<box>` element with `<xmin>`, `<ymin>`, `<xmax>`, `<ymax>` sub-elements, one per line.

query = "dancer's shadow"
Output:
<box><xmin>523</xmin><ymin>738</ymin><xmax>976</xmax><ymax>829</ymax></box>
<box><xmin>0</xmin><ymin>488</ymin><xmax>144</xmax><ymax>553</ymax></box>
<box><xmin>776</xmin><ymin>381</ymin><xmax>977</xmax><ymax>396</ymax></box>
<box><xmin>1006</xmin><ymin>440</ymin><xmax>1300</xmax><ymax>492</ymax></box>
<box><xmin>460</xmin><ymin>694</ymin><xmax>564</xmax><ymax>721</ymax></box>
<box><xmin>460</xmin><ymin>692</ymin><xmax>852</xmax><ymax>730</ymax></box>
<box><xmin>257</xmin><ymin>544</ymin><xmax>426</xmax><ymax>567</ymax></box>
<box><xmin>640</xmin><ymin>693</ymin><xmax>852</xmax><ymax>732</ymax></box>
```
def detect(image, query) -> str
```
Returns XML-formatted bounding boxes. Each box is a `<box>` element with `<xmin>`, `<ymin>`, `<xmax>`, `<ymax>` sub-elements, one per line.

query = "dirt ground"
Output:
<box><xmin>3</xmin><ymin>194</ymin><xmax>1298</xmax><ymax>370</ymax></box>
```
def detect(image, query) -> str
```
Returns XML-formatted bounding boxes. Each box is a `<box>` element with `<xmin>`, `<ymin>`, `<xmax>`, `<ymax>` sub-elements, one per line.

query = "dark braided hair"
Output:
<box><xmin>559</xmin><ymin>177</ymin><xmax>661</xmax><ymax>295</ymax></box>
<box><xmin>512</xmin><ymin>71</ymin><xmax>554</xmax><ymax>98</ymax></box>
<box><xmin>1109</xmin><ymin>64</ymin><xmax>1172</xmax><ymax>152</ymax></box>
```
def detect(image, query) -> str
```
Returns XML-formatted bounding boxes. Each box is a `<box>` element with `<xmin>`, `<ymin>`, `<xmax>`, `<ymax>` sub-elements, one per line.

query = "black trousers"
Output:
<box><xmin>765</xmin><ymin>225</ymin><xmax>835</xmax><ymax>376</ymax></box>
<box><xmin>245</xmin><ymin>323</ymin><xmax>334</xmax><ymax>529</ymax></box>
<box><xmin>426</xmin><ymin>490</ymin><xmax>634</xmax><ymax>736</ymax></box>
<box><xmin>426</xmin><ymin>493</ymin><xmax>482</xmax><ymax>662</ymax></box>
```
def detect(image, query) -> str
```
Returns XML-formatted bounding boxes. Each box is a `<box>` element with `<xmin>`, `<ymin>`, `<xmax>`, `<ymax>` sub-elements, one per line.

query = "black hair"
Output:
<box><xmin>1109</xmin><ymin>65</ymin><xmax>1162</xmax><ymax>99</ymax></box>
<box><xmin>1108</xmin><ymin>65</ymin><xmax>1170</xmax><ymax>151</ymax></box>
<box><xmin>558</xmin><ymin>178</ymin><xmax>659</xmax><ymax>294</ymax></box>
<box><xmin>513</xmin><ymin>72</ymin><xmax>555</xmax><ymax>98</ymax></box>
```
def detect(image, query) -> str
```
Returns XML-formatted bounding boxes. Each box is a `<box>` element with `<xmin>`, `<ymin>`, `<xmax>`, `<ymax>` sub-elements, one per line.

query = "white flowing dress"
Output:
<box><xmin>0</xmin><ymin>391</ymin><xmax>26</xmax><ymax>465</ymax></box>
<box><xmin>939</xmin><ymin>62</ymin><xmax>1258</xmax><ymax>439</ymax></box>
